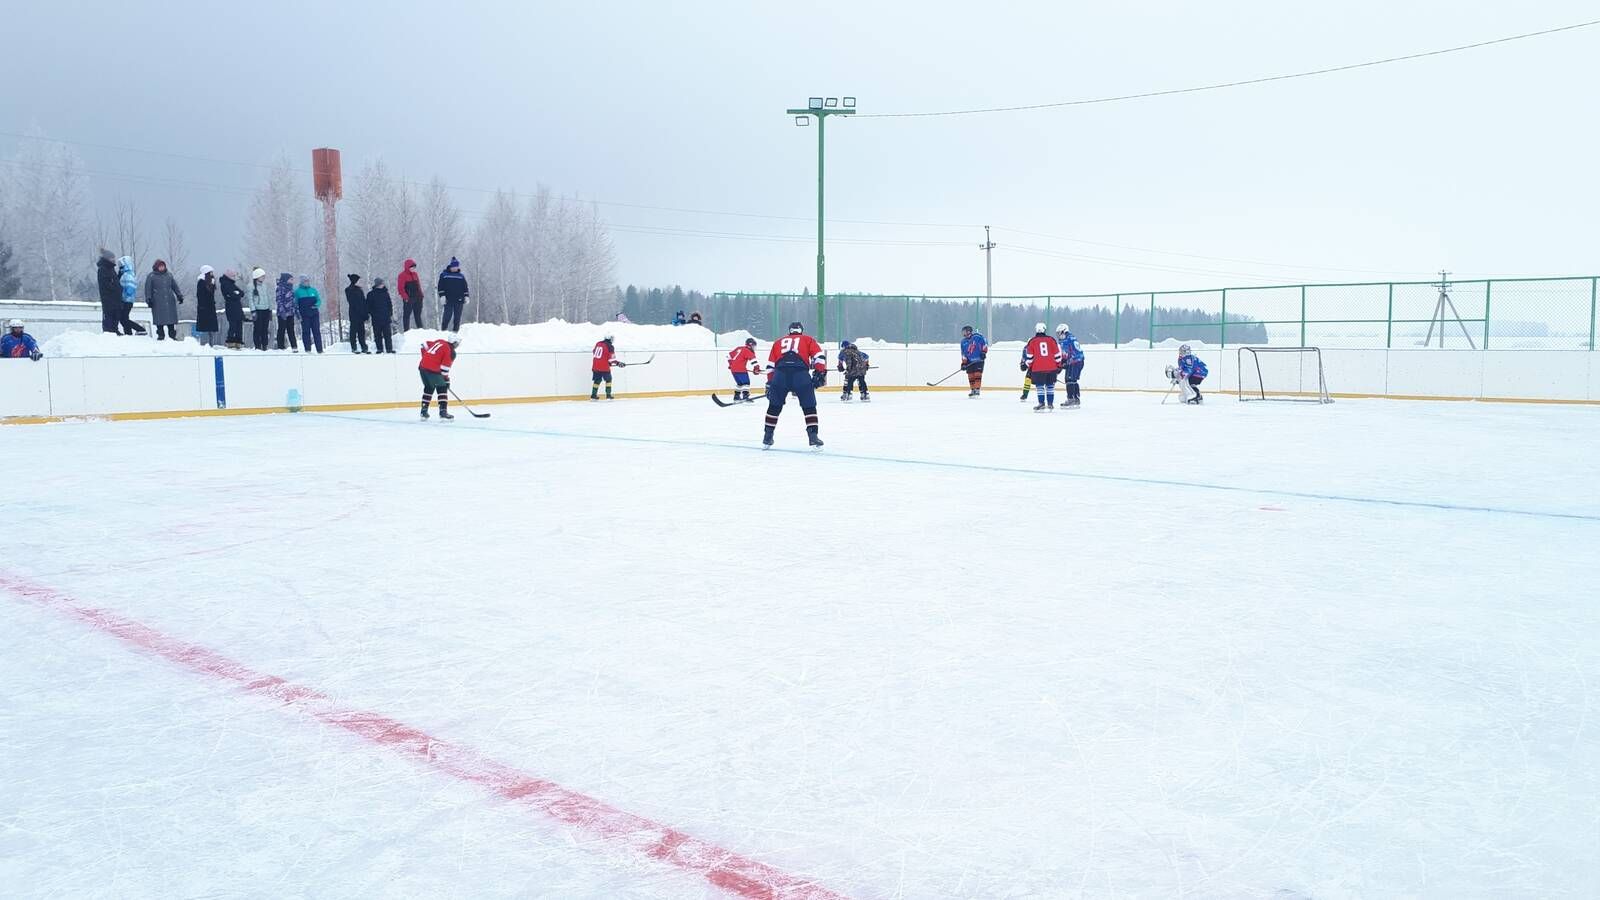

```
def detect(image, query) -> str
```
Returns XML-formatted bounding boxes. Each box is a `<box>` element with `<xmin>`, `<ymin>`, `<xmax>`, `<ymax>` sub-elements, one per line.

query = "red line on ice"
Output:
<box><xmin>0</xmin><ymin>573</ymin><xmax>846</xmax><ymax>900</ymax></box>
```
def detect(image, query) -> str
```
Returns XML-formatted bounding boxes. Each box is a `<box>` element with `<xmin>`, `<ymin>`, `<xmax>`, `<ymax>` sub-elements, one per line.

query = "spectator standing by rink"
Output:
<box><xmin>248</xmin><ymin>268</ymin><xmax>272</xmax><ymax>350</ymax></box>
<box><xmin>220</xmin><ymin>269</ymin><xmax>246</xmax><ymax>349</ymax></box>
<box><xmin>144</xmin><ymin>259</ymin><xmax>183</xmax><ymax>341</ymax></box>
<box><xmin>397</xmin><ymin>258</ymin><xmax>424</xmax><ymax>331</ymax></box>
<box><xmin>96</xmin><ymin>249</ymin><xmax>121</xmax><ymax>334</ymax></box>
<box><xmin>117</xmin><ymin>256</ymin><xmax>146</xmax><ymax>335</ymax></box>
<box><xmin>959</xmin><ymin>324</ymin><xmax>987</xmax><ymax>397</ymax></box>
<box><xmin>437</xmin><ymin>257</ymin><xmax>469</xmax><ymax>331</ymax></box>
<box><xmin>1176</xmin><ymin>343</ymin><xmax>1208</xmax><ymax>404</ymax></box>
<box><xmin>274</xmin><ymin>273</ymin><xmax>298</xmax><ymax>351</ymax></box>
<box><xmin>672</xmin><ymin>310</ymin><xmax>687</xmax><ymax>326</ymax></box>
<box><xmin>194</xmin><ymin>266</ymin><xmax>220</xmax><ymax>346</ymax></box>
<box><xmin>367</xmin><ymin>277</ymin><xmax>394</xmax><ymax>353</ymax></box>
<box><xmin>3</xmin><ymin>319</ymin><xmax>43</xmax><ymax>360</ymax></box>
<box><xmin>345</xmin><ymin>274</ymin><xmax>370</xmax><ymax>353</ymax></box>
<box><xmin>295</xmin><ymin>275</ymin><xmax>324</xmax><ymax>354</ymax></box>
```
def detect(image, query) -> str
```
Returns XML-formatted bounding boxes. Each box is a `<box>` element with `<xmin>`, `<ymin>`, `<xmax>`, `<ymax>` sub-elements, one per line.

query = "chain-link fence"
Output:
<box><xmin>714</xmin><ymin>276</ymin><xmax>1600</xmax><ymax>349</ymax></box>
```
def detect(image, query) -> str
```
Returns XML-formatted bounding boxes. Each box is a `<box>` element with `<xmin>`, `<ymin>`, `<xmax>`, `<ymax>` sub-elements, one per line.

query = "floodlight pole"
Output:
<box><xmin>786</xmin><ymin>100</ymin><xmax>856</xmax><ymax>343</ymax></box>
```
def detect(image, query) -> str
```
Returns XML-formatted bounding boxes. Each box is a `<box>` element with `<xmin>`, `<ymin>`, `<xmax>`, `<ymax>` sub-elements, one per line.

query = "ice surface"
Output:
<box><xmin>3</xmin><ymin>393</ymin><xmax>1598</xmax><ymax>898</ymax></box>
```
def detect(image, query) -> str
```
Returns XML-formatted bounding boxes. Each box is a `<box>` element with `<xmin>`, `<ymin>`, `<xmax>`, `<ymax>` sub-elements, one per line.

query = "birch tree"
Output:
<box><xmin>243</xmin><ymin>156</ymin><xmax>315</xmax><ymax>279</ymax></box>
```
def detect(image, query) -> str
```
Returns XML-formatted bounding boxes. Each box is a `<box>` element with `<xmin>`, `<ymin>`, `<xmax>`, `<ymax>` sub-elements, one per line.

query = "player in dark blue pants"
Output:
<box><xmin>762</xmin><ymin>321</ymin><xmax>827</xmax><ymax>448</ymax></box>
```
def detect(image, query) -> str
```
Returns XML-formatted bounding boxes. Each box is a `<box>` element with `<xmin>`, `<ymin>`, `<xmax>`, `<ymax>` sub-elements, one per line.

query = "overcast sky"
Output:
<box><xmin>2</xmin><ymin>0</ymin><xmax>1596</xmax><ymax>298</ymax></box>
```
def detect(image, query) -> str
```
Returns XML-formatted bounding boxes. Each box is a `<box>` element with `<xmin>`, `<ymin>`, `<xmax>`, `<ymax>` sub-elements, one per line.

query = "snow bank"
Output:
<box><xmin>396</xmin><ymin>320</ymin><xmax>757</xmax><ymax>354</ymax></box>
<box><xmin>42</xmin><ymin>332</ymin><xmax>222</xmax><ymax>358</ymax></box>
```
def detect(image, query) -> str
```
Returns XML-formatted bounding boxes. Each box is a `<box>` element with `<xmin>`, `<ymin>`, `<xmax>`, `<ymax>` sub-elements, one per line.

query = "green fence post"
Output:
<box><xmin>1299</xmin><ymin>285</ymin><xmax>1307</xmax><ymax>346</ymax></box>
<box><xmin>771</xmin><ymin>294</ymin><xmax>778</xmax><ymax>339</ymax></box>
<box><xmin>1590</xmin><ymin>278</ymin><xmax>1597</xmax><ymax>351</ymax></box>
<box><xmin>1386</xmin><ymin>283</ymin><xmax>1394</xmax><ymax>349</ymax></box>
<box><xmin>1148</xmin><ymin>293</ymin><xmax>1155</xmax><ymax>348</ymax></box>
<box><xmin>1045</xmin><ymin>297</ymin><xmax>1052</xmax><ymax>330</ymax></box>
<box><xmin>1482</xmin><ymin>280</ymin><xmax>1492</xmax><ymax>349</ymax></box>
<box><xmin>904</xmin><ymin>296</ymin><xmax>911</xmax><ymax>347</ymax></box>
<box><xmin>1113</xmin><ymin>294</ymin><xmax>1120</xmax><ymax>348</ymax></box>
<box><xmin>1220</xmin><ymin>289</ymin><xmax>1227</xmax><ymax>348</ymax></box>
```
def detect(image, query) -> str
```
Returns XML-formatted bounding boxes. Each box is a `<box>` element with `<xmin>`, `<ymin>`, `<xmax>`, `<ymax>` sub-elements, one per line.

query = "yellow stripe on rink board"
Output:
<box><xmin>5</xmin><ymin>384</ymin><xmax>1598</xmax><ymax>426</ymax></box>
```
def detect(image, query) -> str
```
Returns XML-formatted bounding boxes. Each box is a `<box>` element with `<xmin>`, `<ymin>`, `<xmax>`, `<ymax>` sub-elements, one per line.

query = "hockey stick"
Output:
<box><xmin>926</xmin><ymin>367</ymin><xmax>966</xmax><ymax>387</ymax></box>
<box><xmin>711</xmin><ymin>393</ymin><xmax>761</xmax><ymax>408</ymax></box>
<box><xmin>448</xmin><ymin>388</ymin><xmax>492</xmax><ymax>418</ymax></box>
<box><xmin>615</xmin><ymin>354</ymin><xmax>655</xmax><ymax>368</ymax></box>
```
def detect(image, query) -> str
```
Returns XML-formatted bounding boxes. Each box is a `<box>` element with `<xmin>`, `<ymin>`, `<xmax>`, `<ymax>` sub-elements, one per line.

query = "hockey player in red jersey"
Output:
<box><xmin>591</xmin><ymin>333</ymin><xmax>628</xmax><ymax>400</ymax></box>
<box><xmin>763</xmin><ymin>321</ymin><xmax>827</xmax><ymax>448</ymax></box>
<box><xmin>726</xmin><ymin>337</ymin><xmax>761</xmax><ymax>403</ymax></box>
<box><xmin>418</xmin><ymin>335</ymin><xmax>460</xmax><ymax>420</ymax></box>
<box><xmin>1020</xmin><ymin>322</ymin><xmax>1063</xmax><ymax>411</ymax></box>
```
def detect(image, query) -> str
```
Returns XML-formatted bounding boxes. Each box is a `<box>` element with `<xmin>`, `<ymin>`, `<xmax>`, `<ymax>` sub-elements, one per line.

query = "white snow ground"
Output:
<box><xmin>2</xmin><ymin>391</ymin><xmax>1598</xmax><ymax>899</ymax></box>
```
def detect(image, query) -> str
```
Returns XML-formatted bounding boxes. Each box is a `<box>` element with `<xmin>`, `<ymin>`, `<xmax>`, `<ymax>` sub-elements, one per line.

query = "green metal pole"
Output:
<box><xmin>1220</xmin><ymin>289</ymin><xmax>1227</xmax><ymax>348</ymax></box>
<box><xmin>771</xmin><ymin>294</ymin><xmax>778</xmax><ymax>339</ymax></box>
<box><xmin>1386</xmin><ymin>282</ymin><xmax>1393</xmax><ymax>349</ymax></box>
<box><xmin>1148</xmin><ymin>293</ymin><xmax>1155</xmax><ymax>348</ymax></box>
<box><xmin>1299</xmin><ymin>285</ymin><xmax>1307</xmax><ymax>346</ymax></box>
<box><xmin>1590</xmin><ymin>277</ymin><xmax>1597</xmax><ymax>351</ymax></box>
<box><xmin>904</xmin><ymin>296</ymin><xmax>911</xmax><ymax>347</ymax></box>
<box><xmin>816</xmin><ymin>113</ymin><xmax>826</xmax><ymax>344</ymax></box>
<box><xmin>1113</xmin><ymin>294</ymin><xmax>1120</xmax><ymax>348</ymax></box>
<box><xmin>1482</xmin><ymin>280</ymin><xmax>1492</xmax><ymax>349</ymax></box>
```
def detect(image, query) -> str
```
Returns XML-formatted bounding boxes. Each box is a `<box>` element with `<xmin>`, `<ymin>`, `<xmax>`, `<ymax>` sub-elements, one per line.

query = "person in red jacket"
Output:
<box><xmin>397</xmin><ymin>259</ymin><xmax>424</xmax><ymax>332</ymax></box>
<box><xmin>763</xmin><ymin>321</ymin><xmax>827</xmax><ymax>448</ymax></box>
<box><xmin>1020</xmin><ymin>322</ymin><xmax>1063</xmax><ymax>411</ymax></box>
<box><xmin>419</xmin><ymin>335</ymin><xmax>460</xmax><ymax>420</ymax></box>
<box><xmin>726</xmin><ymin>337</ymin><xmax>761</xmax><ymax>402</ymax></box>
<box><xmin>591</xmin><ymin>333</ymin><xmax>629</xmax><ymax>400</ymax></box>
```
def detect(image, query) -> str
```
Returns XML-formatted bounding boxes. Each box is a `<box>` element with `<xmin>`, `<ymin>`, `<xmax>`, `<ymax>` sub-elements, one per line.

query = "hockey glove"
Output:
<box><xmin>30</xmin><ymin>350</ymin><xmax>42</xmax><ymax>362</ymax></box>
<box><xmin>1019</xmin><ymin>361</ymin><xmax>1028</xmax><ymax>372</ymax></box>
<box><xmin>811</xmin><ymin>369</ymin><xmax>827</xmax><ymax>388</ymax></box>
<box><xmin>960</xmin><ymin>361</ymin><xmax>968</xmax><ymax>370</ymax></box>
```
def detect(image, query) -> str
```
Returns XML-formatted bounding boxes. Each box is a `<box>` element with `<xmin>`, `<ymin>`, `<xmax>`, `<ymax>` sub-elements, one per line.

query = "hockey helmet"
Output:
<box><xmin>1179</xmin><ymin>343</ymin><xmax>1191</xmax><ymax>354</ymax></box>
<box><xmin>7</xmin><ymin>319</ymin><xmax>23</xmax><ymax>330</ymax></box>
<box><xmin>788</xmin><ymin>321</ymin><xmax>804</xmax><ymax>334</ymax></box>
<box><xmin>744</xmin><ymin>337</ymin><xmax>757</xmax><ymax>347</ymax></box>
<box><xmin>1034</xmin><ymin>322</ymin><xmax>1046</xmax><ymax>334</ymax></box>
<box><xmin>1055</xmin><ymin>323</ymin><xmax>1069</xmax><ymax>337</ymax></box>
<box><xmin>602</xmin><ymin>333</ymin><xmax>614</xmax><ymax>342</ymax></box>
<box><xmin>961</xmin><ymin>324</ymin><xmax>973</xmax><ymax>334</ymax></box>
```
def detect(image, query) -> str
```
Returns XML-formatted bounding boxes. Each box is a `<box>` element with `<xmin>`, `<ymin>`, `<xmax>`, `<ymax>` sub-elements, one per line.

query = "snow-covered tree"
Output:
<box><xmin>419</xmin><ymin>176</ymin><xmax>464</xmax><ymax>324</ymax></box>
<box><xmin>243</xmin><ymin>157</ymin><xmax>315</xmax><ymax>280</ymax></box>
<box><xmin>162</xmin><ymin>217</ymin><xmax>189</xmax><ymax>284</ymax></box>
<box><xmin>5</xmin><ymin>138</ymin><xmax>94</xmax><ymax>300</ymax></box>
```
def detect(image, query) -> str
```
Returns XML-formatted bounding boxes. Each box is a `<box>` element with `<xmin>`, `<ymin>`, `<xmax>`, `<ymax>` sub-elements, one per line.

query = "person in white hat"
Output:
<box><xmin>248</xmin><ymin>268</ymin><xmax>273</xmax><ymax>350</ymax></box>
<box><xmin>2</xmin><ymin>319</ymin><xmax>43</xmax><ymax>361</ymax></box>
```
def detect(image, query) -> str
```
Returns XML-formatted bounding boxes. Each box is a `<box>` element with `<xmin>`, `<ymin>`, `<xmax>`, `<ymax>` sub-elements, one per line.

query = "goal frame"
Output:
<box><xmin>1235</xmin><ymin>346</ymin><xmax>1334</xmax><ymax>404</ymax></box>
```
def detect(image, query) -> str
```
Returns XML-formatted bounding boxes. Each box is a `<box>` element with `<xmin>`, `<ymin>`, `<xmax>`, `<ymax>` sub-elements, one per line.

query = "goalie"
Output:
<box><xmin>1166</xmin><ymin>344</ymin><xmax>1208</xmax><ymax>404</ymax></box>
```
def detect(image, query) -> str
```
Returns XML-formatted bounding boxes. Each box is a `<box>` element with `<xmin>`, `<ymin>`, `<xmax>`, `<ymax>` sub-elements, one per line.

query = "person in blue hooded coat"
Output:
<box><xmin>117</xmin><ymin>256</ymin><xmax>146</xmax><ymax>335</ymax></box>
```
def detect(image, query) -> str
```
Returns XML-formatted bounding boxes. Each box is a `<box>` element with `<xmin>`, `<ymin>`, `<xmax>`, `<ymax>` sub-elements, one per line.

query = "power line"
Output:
<box><xmin>0</xmin><ymin>129</ymin><xmax>975</xmax><ymax>229</ymax></box>
<box><xmin>992</xmin><ymin>226</ymin><xmax>1431</xmax><ymax>278</ymax></box>
<box><xmin>859</xmin><ymin>19</ymin><xmax>1600</xmax><ymax>119</ymax></box>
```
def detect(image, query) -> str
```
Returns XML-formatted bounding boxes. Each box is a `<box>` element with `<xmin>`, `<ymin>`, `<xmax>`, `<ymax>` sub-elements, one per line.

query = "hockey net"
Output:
<box><xmin>1235</xmin><ymin>347</ymin><xmax>1333</xmax><ymax>403</ymax></box>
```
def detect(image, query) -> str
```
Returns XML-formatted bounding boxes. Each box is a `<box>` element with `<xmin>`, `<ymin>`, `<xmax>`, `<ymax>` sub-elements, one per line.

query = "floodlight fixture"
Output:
<box><xmin>809</xmin><ymin>97</ymin><xmax>824</xmax><ymax>110</ymax></box>
<box><xmin>842</xmin><ymin>97</ymin><xmax>856</xmax><ymax>108</ymax></box>
<box><xmin>825</xmin><ymin>97</ymin><xmax>838</xmax><ymax>107</ymax></box>
<box><xmin>795</xmin><ymin>116</ymin><xmax>810</xmax><ymax>126</ymax></box>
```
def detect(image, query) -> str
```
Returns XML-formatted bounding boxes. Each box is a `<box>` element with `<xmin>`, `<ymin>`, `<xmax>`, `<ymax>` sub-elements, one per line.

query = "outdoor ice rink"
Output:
<box><xmin>3</xmin><ymin>391</ymin><xmax>1598</xmax><ymax>898</ymax></box>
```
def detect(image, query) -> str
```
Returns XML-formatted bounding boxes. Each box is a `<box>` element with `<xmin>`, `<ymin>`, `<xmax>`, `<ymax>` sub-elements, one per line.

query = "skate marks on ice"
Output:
<box><xmin>0</xmin><ymin>572</ymin><xmax>847</xmax><ymax>900</ymax></box>
<box><xmin>311</xmin><ymin>411</ymin><xmax>1600</xmax><ymax>524</ymax></box>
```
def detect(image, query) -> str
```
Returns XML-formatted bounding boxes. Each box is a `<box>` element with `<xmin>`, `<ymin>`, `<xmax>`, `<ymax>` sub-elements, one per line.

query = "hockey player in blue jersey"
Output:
<box><xmin>1176</xmin><ymin>344</ymin><xmax>1208</xmax><ymax>404</ymax></box>
<box><xmin>959</xmin><ymin>325</ymin><xmax>988</xmax><ymax>396</ymax></box>
<box><xmin>1055</xmin><ymin>324</ymin><xmax>1085</xmax><ymax>408</ymax></box>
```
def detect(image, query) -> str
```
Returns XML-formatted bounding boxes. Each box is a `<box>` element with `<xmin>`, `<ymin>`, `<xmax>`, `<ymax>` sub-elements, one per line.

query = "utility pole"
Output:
<box><xmin>979</xmin><ymin>225</ymin><xmax>996</xmax><ymax>339</ymax></box>
<box><xmin>785</xmin><ymin>97</ymin><xmax>856</xmax><ymax>343</ymax></box>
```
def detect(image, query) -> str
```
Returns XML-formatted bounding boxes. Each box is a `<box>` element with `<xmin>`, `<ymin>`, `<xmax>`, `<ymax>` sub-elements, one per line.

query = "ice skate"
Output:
<box><xmin>438</xmin><ymin>410</ymin><xmax>454</xmax><ymax>420</ymax></box>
